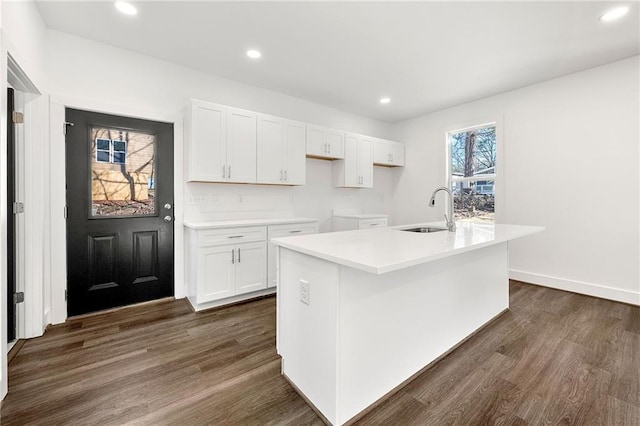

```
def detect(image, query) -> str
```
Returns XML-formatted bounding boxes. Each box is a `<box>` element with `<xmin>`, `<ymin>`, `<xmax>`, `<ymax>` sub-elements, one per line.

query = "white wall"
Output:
<box><xmin>44</xmin><ymin>29</ymin><xmax>398</xmax><ymax>323</ymax></box>
<box><xmin>45</xmin><ymin>30</ymin><xmax>396</xmax><ymax>231</ymax></box>
<box><xmin>0</xmin><ymin>0</ymin><xmax>48</xmax><ymax>400</ymax></box>
<box><xmin>391</xmin><ymin>56</ymin><xmax>640</xmax><ymax>305</ymax></box>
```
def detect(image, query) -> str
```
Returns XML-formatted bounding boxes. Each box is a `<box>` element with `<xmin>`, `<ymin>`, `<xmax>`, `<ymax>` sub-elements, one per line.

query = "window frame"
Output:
<box><xmin>444</xmin><ymin>116</ymin><xmax>504</xmax><ymax>223</ymax></box>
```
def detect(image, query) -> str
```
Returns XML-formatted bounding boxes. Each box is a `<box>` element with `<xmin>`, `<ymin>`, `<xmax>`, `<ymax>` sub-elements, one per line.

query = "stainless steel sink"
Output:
<box><xmin>400</xmin><ymin>227</ymin><xmax>447</xmax><ymax>233</ymax></box>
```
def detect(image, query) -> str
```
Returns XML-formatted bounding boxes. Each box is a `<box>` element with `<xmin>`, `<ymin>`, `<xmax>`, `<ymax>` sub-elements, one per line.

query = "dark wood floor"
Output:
<box><xmin>1</xmin><ymin>281</ymin><xmax>638</xmax><ymax>425</ymax></box>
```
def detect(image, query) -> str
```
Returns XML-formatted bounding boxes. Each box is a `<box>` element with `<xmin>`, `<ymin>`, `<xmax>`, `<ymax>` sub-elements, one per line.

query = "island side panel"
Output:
<box><xmin>278</xmin><ymin>248</ymin><xmax>340</xmax><ymax>424</ymax></box>
<box><xmin>336</xmin><ymin>242</ymin><xmax>509</xmax><ymax>424</ymax></box>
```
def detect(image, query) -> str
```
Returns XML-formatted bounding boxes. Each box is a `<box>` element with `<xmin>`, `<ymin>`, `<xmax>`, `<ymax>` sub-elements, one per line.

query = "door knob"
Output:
<box><xmin>163</xmin><ymin>215</ymin><xmax>172</xmax><ymax>222</ymax></box>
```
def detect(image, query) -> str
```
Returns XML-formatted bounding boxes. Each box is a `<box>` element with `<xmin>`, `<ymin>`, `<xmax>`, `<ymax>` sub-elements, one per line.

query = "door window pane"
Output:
<box><xmin>91</xmin><ymin>127</ymin><xmax>156</xmax><ymax>217</ymax></box>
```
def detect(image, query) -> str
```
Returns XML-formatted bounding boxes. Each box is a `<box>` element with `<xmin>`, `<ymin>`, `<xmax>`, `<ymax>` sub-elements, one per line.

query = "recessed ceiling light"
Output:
<box><xmin>380</xmin><ymin>97</ymin><xmax>391</xmax><ymax>104</ymax></box>
<box><xmin>246</xmin><ymin>49</ymin><xmax>262</xmax><ymax>59</ymax></box>
<box><xmin>115</xmin><ymin>1</ymin><xmax>137</xmax><ymax>16</ymax></box>
<box><xmin>600</xmin><ymin>6</ymin><xmax>629</xmax><ymax>22</ymax></box>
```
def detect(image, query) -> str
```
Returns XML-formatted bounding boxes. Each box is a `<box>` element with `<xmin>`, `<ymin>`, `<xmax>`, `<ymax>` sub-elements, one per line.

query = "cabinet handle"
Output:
<box><xmin>284</xmin><ymin>170</ymin><xmax>288</xmax><ymax>181</ymax></box>
<box><xmin>328</xmin><ymin>143</ymin><xmax>331</xmax><ymax>154</ymax></box>
<box><xmin>370</xmin><ymin>223</ymin><xmax>379</xmax><ymax>226</ymax></box>
<box><xmin>222</xmin><ymin>165</ymin><xmax>226</xmax><ymax>179</ymax></box>
<box><xmin>228</xmin><ymin>235</ymin><xmax>244</xmax><ymax>239</ymax></box>
<box><xmin>324</xmin><ymin>143</ymin><xmax>328</xmax><ymax>153</ymax></box>
<box><xmin>231</xmin><ymin>248</ymin><xmax>235</xmax><ymax>264</ymax></box>
<box><xmin>289</xmin><ymin>229</ymin><xmax>302</xmax><ymax>233</ymax></box>
<box><xmin>391</xmin><ymin>154</ymin><xmax>394</xmax><ymax>162</ymax></box>
<box><xmin>237</xmin><ymin>248</ymin><xmax>241</xmax><ymax>263</ymax></box>
<box><xmin>280</xmin><ymin>170</ymin><xmax>283</xmax><ymax>181</ymax></box>
<box><xmin>228</xmin><ymin>165</ymin><xmax>231</xmax><ymax>179</ymax></box>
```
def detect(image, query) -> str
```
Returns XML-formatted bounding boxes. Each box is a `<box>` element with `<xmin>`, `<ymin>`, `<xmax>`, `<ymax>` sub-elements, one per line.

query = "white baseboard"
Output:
<box><xmin>509</xmin><ymin>269</ymin><xmax>640</xmax><ymax>306</ymax></box>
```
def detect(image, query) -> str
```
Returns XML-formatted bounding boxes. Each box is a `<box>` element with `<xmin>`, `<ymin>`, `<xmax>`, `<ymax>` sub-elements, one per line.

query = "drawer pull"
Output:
<box><xmin>228</xmin><ymin>235</ymin><xmax>244</xmax><ymax>239</ymax></box>
<box><xmin>370</xmin><ymin>223</ymin><xmax>379</xmax><ymax>226</ymax></box>
<box><xmin>289</xmin><ymin>230</ymin><xmax>302</xmax><ymax>233</ymax></box>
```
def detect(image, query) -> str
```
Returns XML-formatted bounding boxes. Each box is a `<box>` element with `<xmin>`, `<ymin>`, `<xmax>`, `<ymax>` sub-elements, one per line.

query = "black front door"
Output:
<box><xmin>65</xmin><ymin>109</ymin><xmax>174</xmax><ymax>316</ymax></box>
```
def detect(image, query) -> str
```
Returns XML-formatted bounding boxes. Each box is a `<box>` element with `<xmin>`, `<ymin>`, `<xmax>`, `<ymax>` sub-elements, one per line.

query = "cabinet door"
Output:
<box><xmin>197</xmin><ymin>245</ymin><xmax>235</xmax><ymax>303</ymax></box>
<box><xmin>284</xmin><ymin>120</ymin><xmax>306</xmax><ymax>185</ymax></box>
<box><xmin>391</xmin><ymin>142</ymin><xmax>405</xmax><ymax>166</ymax></box>
<box><xmin>326</xmin><ymin>129</ymin><xmax>345</xmax><ymax>159</ymax></box>
<box><xmin>373</xmin><ymin>139</ymin><xmax>392</xmax><ymax>166</ymax></box>
<box><xmin>359</xmin><ymin>137</ymin><xmax>374</xmax><ymax>188</ymax></box>
<box><xmin>343</xmin><ymin>133</ymin><xmax>360</xmax><ymax>186</ymax></box>
<box><xmin>235</xmin><ymin>241</ymin><xmax>267</xmax><ymax>295</ymax></box>
<box><xmin>227</xmin><ymin>107</ymin><xmax>257</xmax><ymax>183</ymax></box>
<box><xmin>257</xmin><ymin>114</ymin><xmax>285</xmax><ymax>184</ymax></box>
<box><xmin>189</xmin><ymin>101</ymin><xmax>226</xmax><ymax>181</ymax></box>
<box><xmin>306</xmin><ymin>125</ymin><xmax>326</xmax><ymax>157</ymax></box>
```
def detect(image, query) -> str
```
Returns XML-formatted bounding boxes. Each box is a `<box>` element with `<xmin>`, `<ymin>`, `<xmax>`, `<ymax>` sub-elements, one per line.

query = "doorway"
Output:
<box><xmin>65</xmin><ymin>109</ymin><xmax>174</xmax><ymax>316</ymax></box>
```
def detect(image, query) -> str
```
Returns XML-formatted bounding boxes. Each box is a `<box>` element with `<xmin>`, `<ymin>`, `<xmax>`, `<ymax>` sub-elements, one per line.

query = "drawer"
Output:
<box><xmin>268</xmin><ymin>222</ymin><xmax>319</xmax><ymax>239</ymax></box>
<box><xmin>358</xmin><ymin>218</ymin><xmax>388</xmax><ymax>229</ymax></box>
<box><xmin>197</xmin><ymin>226</ymin><xmax>267</xmax><ymax>247</ymax></box>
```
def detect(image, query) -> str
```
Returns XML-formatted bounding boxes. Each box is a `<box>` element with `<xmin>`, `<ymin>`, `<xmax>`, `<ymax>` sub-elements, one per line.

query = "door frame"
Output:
<box><xmin>49</xmin><ymin>96</ymin><xmax>184</xmax><ymax>325</ymax></box>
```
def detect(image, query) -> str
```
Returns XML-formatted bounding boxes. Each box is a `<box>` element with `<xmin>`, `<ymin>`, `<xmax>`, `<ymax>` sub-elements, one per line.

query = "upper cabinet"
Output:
<box><xmin>333</xmin><ymin>133</ymin><xmax>373</xmax><ymax>188</ymax></box>
<box><xmin>187</xmin><ymin>100</ymin><xmax>257</xmax><ymax>183</ymax></box>
<box><xmin>373</xmin><ymin>138</ymin><xmax>405</xmax><ymax>167</ymax></box>
<box><xmin>257</xmin><ymin>114</ymin><xmax>306</xmax><ymax>185</ymax></box>
<box><xmin>306</xmin><ymin>125</ymin><xmax>344</xmax><ymax>159</ymax></box>
<box><xmin>186</xmin><ymin>98</ymin><xmax>404</xmax><ymax>187</ymax></box>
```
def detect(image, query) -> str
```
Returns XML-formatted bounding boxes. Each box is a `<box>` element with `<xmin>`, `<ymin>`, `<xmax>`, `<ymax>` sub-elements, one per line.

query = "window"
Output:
<box><xmin>95</xmin><ymin>138</ymin><xmax>127</xmax><ymax>164</ymax></box>
<box><xmin>447</xmin><ymin>123</ymin><xmax>497</xmax><ymax>223</ymax></box>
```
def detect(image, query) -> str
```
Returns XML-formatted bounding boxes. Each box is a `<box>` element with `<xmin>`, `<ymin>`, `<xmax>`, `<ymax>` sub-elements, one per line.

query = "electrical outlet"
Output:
<box><xmin>300</xmin><ymin>279</ymin><xmax>310</xmax><ymax>305</ymax></box>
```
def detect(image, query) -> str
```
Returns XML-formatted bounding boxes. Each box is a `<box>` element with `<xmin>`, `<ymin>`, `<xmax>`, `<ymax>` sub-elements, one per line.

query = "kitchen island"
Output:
<box><xmin>272</xmin><ymin>222</ymin><xmax>543</xmax><ymax>425</ymax></box>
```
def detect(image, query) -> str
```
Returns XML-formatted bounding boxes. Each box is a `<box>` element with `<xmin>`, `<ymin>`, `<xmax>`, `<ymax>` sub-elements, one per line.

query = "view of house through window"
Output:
<box><xmin>448</xmin><ymin>124</ymin><xmax>496</xmax><ymax>223</ymax></box>
<box><xmin>91</xmin><ymin>127</ymin><xmax>156</xmax><ymax>217</ymax></box>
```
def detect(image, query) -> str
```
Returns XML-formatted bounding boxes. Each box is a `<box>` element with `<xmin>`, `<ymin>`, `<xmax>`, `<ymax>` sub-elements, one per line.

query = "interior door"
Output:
<box><xmin>65</xmin><ymin>108</ymin><xmax>174</xmax><ymax>316</ymax></box>
<box><xmin>6</xmin><ymin>88</ymin><xmax>16</xmax><ymax>341</ymax></box>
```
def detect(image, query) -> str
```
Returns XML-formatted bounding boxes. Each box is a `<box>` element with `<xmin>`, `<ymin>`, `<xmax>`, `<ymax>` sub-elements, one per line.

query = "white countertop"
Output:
<box><xmin>332</xmin><ymin>213</ymin><xmax>388</xmax><ymax>219</ymax></box>
<box><xmin>184</xmin><ymin>217</ymin><xmax>319</xmax><ymax>230</ymax></box>
<box><xmin>272</xmin><ymin>221</ymin><xmax>544</xmax><ymax>274</ymax></box>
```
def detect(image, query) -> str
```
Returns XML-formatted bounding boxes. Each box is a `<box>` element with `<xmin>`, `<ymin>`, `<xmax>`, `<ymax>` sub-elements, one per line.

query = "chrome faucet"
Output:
<box><xmin>429</xmin><ymin>187</ymin><xmax>456</xmax><ymax>232</ymax></box>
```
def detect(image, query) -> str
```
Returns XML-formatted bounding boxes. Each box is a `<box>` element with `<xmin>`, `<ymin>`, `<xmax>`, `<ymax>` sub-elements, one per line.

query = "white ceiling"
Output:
<box><xmin>35</xmin><ymin>1</ymin><xmax>639</xmax><ymax>123</ymax></box>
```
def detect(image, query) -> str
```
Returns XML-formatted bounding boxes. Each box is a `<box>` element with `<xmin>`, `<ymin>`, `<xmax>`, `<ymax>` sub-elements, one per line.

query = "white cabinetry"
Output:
<box><xmin>185</xmin><ymin>218</ymin><xmax>319</xmax><ymax>312</ymax></box>
<box><xmin>267</xmin><ymin>222</ymin><xmax>319</xmax><ymax>288</ymax></box>
<box><xmin>185</xmin><ymin>225</ymin><xmax>267</xmax><ymax>310</ymax></box>
<box><xmin>373</xmin><ymin>139</ymin><xmax>405</xmax><ymax>167</ymax></box>
<box><xmin>257</xmin><ymin>114</ymin><xmax>306</xmax><ymax>185</ymax></box>
<box><xmin>333</xmin><ymin>133</ymin><xmax>373</xmax><ymax>188</ymax></box>
<box><xmin>306</xmin><ymin>125</ymin><xmax>344</xmax><ymax>159</ymax></box>
<box><xmin>332</xmin><ymin>215</ymin><xmax>388</xmax><ymax>232</ymax></box>
<box><xmin>186</xmin><ymin>99</ymin><xmax>257</xmax><ymax>183</ymax></box>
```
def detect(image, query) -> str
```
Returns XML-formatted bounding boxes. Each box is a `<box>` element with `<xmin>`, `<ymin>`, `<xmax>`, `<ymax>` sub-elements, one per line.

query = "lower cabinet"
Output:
<box><xmin>332</xmin><ymin>215</ymin><xmax>388</xmax><ymax>231</ymax></box>
<box><xmin>197</xmin><ymin>241</ymin><xmax>267</xmax><ymax>303</ymax></box>
<box><xmin>185</xmin><ymin>220</ymin><xmax>318</xmax><ymax>311</ymax></box>
<box><xmin>267</xmin><ymin>223</ymin><xmax>319</xmax><ymax>288</ymax></box>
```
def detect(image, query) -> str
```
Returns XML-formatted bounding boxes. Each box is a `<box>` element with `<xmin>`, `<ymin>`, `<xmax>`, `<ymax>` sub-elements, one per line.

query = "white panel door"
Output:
<box><xmin>235</xmin><ymin>242</ymin><xmax>267</xmax><ymax>295</ymax></box>
<box><xmin>306</xmin><ymin>125</ymin><xmax>326</xmax><ymax>157</ymax></box>
<box><xmin>197</xmin><ymin>245</ymin><xmax>235</xmax><ymax>303</ymax></box>
<box><xmin>343</xmin><ymin>134</ymin><xmax>359</xmax><ymax>187</ymax></box>
<box><xmin>227</xmin><ymin>107</ymin><xmax>257</xmax><ymax>183</ymax></box>
<box><xmin>191</xmin><ymin>102</ymin><xmax>226</xmax><ymax>181</ymax></box>
<box><xmin>359</xmin><ymin>137</ymin><xmax>374</xmax><ymax>188</ymax></box>
<box><xmin>284</xmin><ymin>120</ymin><xmax>306</xmax><ymax>185</ymax></box>
<box><xmin>257</xmin><ymin>114</ymin><xmax>285</xmax><ymax>184</ymax></box>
